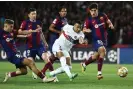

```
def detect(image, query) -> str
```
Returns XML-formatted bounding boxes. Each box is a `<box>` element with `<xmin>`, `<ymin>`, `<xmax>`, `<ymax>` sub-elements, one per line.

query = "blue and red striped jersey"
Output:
<box><xmin>20</xmin><ymin>20</ymin><xmax>42</xmax><ymax>49</ymax></box>
<box><xmin>84</xmin><ymin>13</ymin><xmax>108</xmax><ymax>43</ymax></box>
<box><xmin>0</xmin><ymin>29</ymin><xmax>18</xmax><ymax>58</ymax></box>
<box><xmin>51</xmin><ymin>16</ymin><xmax>67</xmax><ymax>35</ymax></box>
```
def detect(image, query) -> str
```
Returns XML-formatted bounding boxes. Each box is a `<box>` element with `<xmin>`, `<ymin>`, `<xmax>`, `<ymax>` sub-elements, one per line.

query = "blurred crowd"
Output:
<box><xmin>0</xmin><ymin>1</ymin><xmax>133</xmax><ymax>46</ymax></box>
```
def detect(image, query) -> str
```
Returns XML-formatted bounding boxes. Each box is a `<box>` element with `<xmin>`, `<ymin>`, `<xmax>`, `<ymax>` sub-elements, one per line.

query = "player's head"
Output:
<box><xmin>59</xmin><ymin>6</ymin><xmax>67</xmax><ymax>17</ymax></box>
<box><xmin>73</xmin><ymin>20</ymin><xmax>82</xmax><ymax>33</ymax></box>
<box><xmin>4</xmin><ymin>19</ymin><xmax>14</xmax><ymax>32</ymax></box>
<box><xmin>28</xmin><ymin>8</ymin><xmax>37</xmax><ymax>21</ymax></box>
<box><xmin>89</xmin><ymin>3</ymin><xmax>98</xmax><ymax>17</ymax></box>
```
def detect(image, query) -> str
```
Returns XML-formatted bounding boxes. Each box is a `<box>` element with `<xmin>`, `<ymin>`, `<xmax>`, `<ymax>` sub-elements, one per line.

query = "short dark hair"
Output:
<box><xmin>89</xmin><ymin>3</ymin><xmax>98</xmax><ymax>10</ymax></box>
<box><xmin>74</xmin><ymin>20</ymin><xmax>81</xmax><ymax>25</ymax></box>
<box><xmin>28</xmin><ymin>8</ymin><xmax>36</xmax><ymax>14</ymax></box>
<box><xmin>58</xmin><ymin>6</ymin><xmax>67</xmax><ymax>12</ymax></box>
<box><xmin>4</xmin><ymin>19</ymin><xmax>14</xmax><ymax>24</ymax></box>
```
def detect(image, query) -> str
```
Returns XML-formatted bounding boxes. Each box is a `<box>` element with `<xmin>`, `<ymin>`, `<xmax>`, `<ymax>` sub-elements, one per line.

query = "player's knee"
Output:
<box><xmin>92</xmin><ymin>55</ymin><xmax>98</xmax><ymax>60</ymax></box>
<box><xmin>28</xmin><ymin>59</ymin><xmax>35</xmax><ymax>67</ymax></box>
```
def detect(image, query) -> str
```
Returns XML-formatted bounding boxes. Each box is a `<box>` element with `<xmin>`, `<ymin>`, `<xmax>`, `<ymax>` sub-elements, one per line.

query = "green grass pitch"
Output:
<box><xmin>0</xmin><ymin>62</ymin><xmax>132</xmax><ymax>89</ymax></box>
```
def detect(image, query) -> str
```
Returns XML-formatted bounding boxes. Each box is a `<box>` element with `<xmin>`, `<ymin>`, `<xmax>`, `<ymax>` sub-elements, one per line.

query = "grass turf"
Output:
<box><xmin>0</xmin><ymin>62</ymin><xmax>132</xmax><ymax>89</ymax></box>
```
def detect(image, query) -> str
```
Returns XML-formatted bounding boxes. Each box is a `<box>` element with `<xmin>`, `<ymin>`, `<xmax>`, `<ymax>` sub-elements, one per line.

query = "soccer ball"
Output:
<box><xmin>117</xmin><ymin>67</ymin><xmax>128</xmax><ymax>78</ymax></box>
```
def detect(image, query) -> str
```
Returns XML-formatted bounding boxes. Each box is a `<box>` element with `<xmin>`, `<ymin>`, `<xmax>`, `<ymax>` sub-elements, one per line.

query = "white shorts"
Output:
<box><xmin>52</xmin><ymin>40</ymin><xmax>70</xmax><ymax>58</ymax></box>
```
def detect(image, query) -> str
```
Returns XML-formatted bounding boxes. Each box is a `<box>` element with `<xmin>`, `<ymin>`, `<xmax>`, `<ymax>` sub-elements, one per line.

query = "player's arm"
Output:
<box><xmin>49</xmin><ymin>24</ymin><xmax>61</xmax><ymax>34</ymax></box>
<box><xmin>82</xmin><ymin>28</ymin><xmax>92</xmax><ymax>33</ymax></box>
<box><xmin>107</xmin><ymin>19</ymin><xmax>115</xmax><ymax>30</ymax></box>
<box><xmin>104</xmin><ymin>13</ymin><xmax>115</xmax><ymax>31</ymax></box>
<box><xmin>18</xmin><ymin>21</ymin><xmax>39</xmax><ymax>35</ymax></box>
<box><xmin>18</xmin><ymin>29</ymin><xmax>36</xmax><ymax>35</ymax></box>
<box><xmin>82</xmin><ymin>19</ymin><xmax>92</xmax><ymax>33</ymax></box>
<box><xmin>17</xmin><ymin>35</ymin><xmax>28</xmax><ymax>38</ymax></box>
<box><xmin>39</xmin><ymin>27</ymin><xmax>48</xmax><ymax>48</ymax></box>
<box><xmin>49</xmin><ymin>18</ymin><xmax>61</xmax><ymax>34</ymax></box>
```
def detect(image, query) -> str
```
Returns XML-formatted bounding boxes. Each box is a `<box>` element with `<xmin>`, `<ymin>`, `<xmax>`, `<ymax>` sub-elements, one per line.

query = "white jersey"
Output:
<box><xmin>52</xmin><ymin>24</ymin><xmax>85</xmax><ymax>52</ymax></box>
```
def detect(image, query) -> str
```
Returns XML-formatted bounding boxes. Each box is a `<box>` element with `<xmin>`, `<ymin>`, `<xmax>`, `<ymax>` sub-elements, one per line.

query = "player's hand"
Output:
<box><xmin>79</xmin><ymin>37</ymin><xmax>84</xmax><ymax>44</ymax></box>
<box><xmin>83</xmin><ymin>28</ymin><xmax>92</xmax><ymax>33</ymax></box>
<box><xmin>36</xmin><ymin>27</ymin><xmax>42</xmax><ymax>32</ymax></box>
<box><xmin>109</xmin><ymin>24</ymin><xmax>114</xmax><ymax>30</ymax></box>
<box><xmin>28</xmin><ymin>29</ymin><xmax>33</xmax><ymax>34</ymax></box>
<box><xmin>84</xmin><ymin>39</ymin><xmax>88</xmax><ymax>44</ymax></box>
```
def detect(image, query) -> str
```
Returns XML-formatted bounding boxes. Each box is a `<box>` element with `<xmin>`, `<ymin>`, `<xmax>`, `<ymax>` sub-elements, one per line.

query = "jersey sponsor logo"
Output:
<box><xmin>94</xmin><ymin>22</ymin><xmax>105</xmax><ymax>28</ymax></box>
<box><xmin>6</xmin><ymin>38</ymin><xmax>13</xmax><ymax>42</ymax></box>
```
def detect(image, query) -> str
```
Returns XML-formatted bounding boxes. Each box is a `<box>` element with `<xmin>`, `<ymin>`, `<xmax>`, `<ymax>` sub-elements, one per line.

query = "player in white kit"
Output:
<box><xmin>46</xmin><ymin>21</ymin><xmax>85</xmax><ymax>81</ymax></box>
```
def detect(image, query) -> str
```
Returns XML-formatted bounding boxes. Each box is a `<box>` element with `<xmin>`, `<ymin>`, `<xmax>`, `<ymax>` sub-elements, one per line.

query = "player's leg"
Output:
<box><xmin>36</xmin><ymin>45</ymin><xmax>54</xmax><ymax>75</ymax></box>
<box><xmin>3</xmin><ymin>66</ymin><xmax>27</xmax><ymax>82</ymax></box>
<box><xmin>56</xmin><ymin>50</ymin><xmax>78</xmax><ymax>80</ymax></box>
<box><xmin>26</xmin><ymin>49</ymin><xmax>38</xmax><ymax>79</ymax></box>
<box><xmin>66</xmin><ymin>56</ymin><xmax>78</xmax><ymax>81</ymax></box>
<box><xmin>97</xmin><ymin>46</ymin><xmax>106</xmax><ymax>80</ymax></box>
<box><xmin>81</xmin><ymin>52</ymin><xmax>99</xmax><ymax>72</ymax></box>
<box><xmin>22</xmin><ymin>58</ymin><xmax>55</xmax><ymax>82</ymax></box>
<box><xmin>41</xmin><ymin>52</ymin><xmax>54</xmax><ymax>74</ymax></box>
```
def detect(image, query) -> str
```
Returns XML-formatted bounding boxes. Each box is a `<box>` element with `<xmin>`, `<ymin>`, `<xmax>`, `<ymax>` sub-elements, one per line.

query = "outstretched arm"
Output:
<box><xmin>107</xmin><ymin>19</ymin><xmax>115</xmax><ymax>31</ymax></box>
<box><xmin>17</xmin><ymin>35</ymin><xmax>28</xmax><ymax>38</ymax></box>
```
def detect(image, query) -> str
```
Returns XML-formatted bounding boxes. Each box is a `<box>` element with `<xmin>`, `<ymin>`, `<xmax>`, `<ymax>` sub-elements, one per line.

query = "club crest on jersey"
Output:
<box><xmin>6</xmin><ymin>38</ymin><xmax>13</xmax><ymax>42</ymax></box>
<box><xmin>74</xmin><ymin>36</ymin><xmax>77</xmax><ymax>39</ymax></box>
<box><xmin>94</xmin><ymin>24</ymin><xmax>99</xmax><ymax>28</ymax></box>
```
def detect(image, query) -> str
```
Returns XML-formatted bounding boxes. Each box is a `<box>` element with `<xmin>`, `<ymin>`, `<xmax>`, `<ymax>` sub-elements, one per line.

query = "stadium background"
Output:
<box><xmin>0</xmin><ymin>1</ymin><xmax>133</xmax><ymax>64</ymax></box>
<box><xmin>0</xmin><ymin>1</ymin><xmax>133</xmax><ymax>89</ymax></box>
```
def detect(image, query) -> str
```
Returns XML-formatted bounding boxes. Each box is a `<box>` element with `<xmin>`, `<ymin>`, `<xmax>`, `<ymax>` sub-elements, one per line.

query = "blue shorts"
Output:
<box><xmin>26</xmin><ymin>44</ymin><xmax>46</xmax><ymax>59</ymax></box>
<box><xmin>8</xmin><ymin>54</ymin><xmax>25</xmax><ymax>68</ymax></box>
<box><xmin>93</xmin><ymin>40</ymin><xmax>106</xmax><ymax>52</ymax></box>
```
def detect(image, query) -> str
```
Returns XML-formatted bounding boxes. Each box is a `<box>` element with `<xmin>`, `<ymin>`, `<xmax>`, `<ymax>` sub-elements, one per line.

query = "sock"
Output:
<box><xmin>69</xmin><ymin>66</ymin><xmax>72</xmax><ymax>70</ymax></box>
<box><xmin>37</xmin><ymin>72</ymin><xmax>45</xmax><ymax>79</ymax></box>
<box><xmin>10</xmin><ymin>72</ymin><xmax>18</xmax><ymax>77</ymax></box>
<box><xmin>98</xmin><ymin>71</ymin><xmax>102</xmax><ymax>75</ymax></box>
<box><xmin>60</xmin><ymin>56</ymin><xmax>72</xmax><ymax>78</ymax></box>
<box><xmin>50</xmin><ymin>67</ymin><xmax>64</xmax><ymax>76</ymax></box>
<box><xmin>49</xmin><ymin>56</ymin><xmax>58</xmax><ymax>64</ymax></box>
<box><xmin>48</xmin><ymin>62</ymin><xmax>54</xmax><ymax>71</ymax></box>
<box><xmin>41</xmin><ymin>63</ymin><xmax>49</xmax><ymax>74</ymax></box>
<box><xmin>84</xmin><ymin>56</ymin><xmax>95</xmax><ymax>66</ymax></box>
<box><xmin>97</xmin><ymin>57</ymin><xmax>103</xmax><ymax>74</ymax></box>
<box><xmin>63</xmin><ymin>65</ymin><xmax>72</xmax><ymax>78</ymax></box>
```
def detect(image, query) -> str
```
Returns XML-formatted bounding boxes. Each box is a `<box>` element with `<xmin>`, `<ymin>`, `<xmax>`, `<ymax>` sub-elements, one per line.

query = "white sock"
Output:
<box><xmin>83</xmin><ymin>63</ymin><xmax>86</xmax><ymax>67</ymax></box>
<box><xmin>50</xmin><ymin>67</ymin><xmax>64</xmax><ymax>76</ymax></box>
<box><xmin>69</xmin><ymin>66</ymin><xmax>72</xmax><ymax>70</ymax></box>
<box><xmin>60</xmin><ymin>56</ymin><xmax>72</xmax><ymax>78</ymax></box>
<box><xmin>97</xmin><ymin>71</ymin><xmax>102</xmax><ymax>75</ymax></box>
<box><xmin>63</xmin><ymin>65</ymin><xmax>72</xmax><ymax>78</ymax></box>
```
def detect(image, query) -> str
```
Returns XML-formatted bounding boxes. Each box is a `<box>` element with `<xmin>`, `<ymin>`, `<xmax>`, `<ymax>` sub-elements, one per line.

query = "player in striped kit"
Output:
<box><xmin>81</xmin><ymin>3</ymin><xmax>114</xmax><ymax>80</ymax></box>
<box><xmin>1</xmin><ymin>19</ymin><xmax>55</xmax><ymax>83</ymax></box>
<box><xmin>18</xmin><ymin>8</ymin><xmax>56</xmax><ymax>81</ymax></box>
